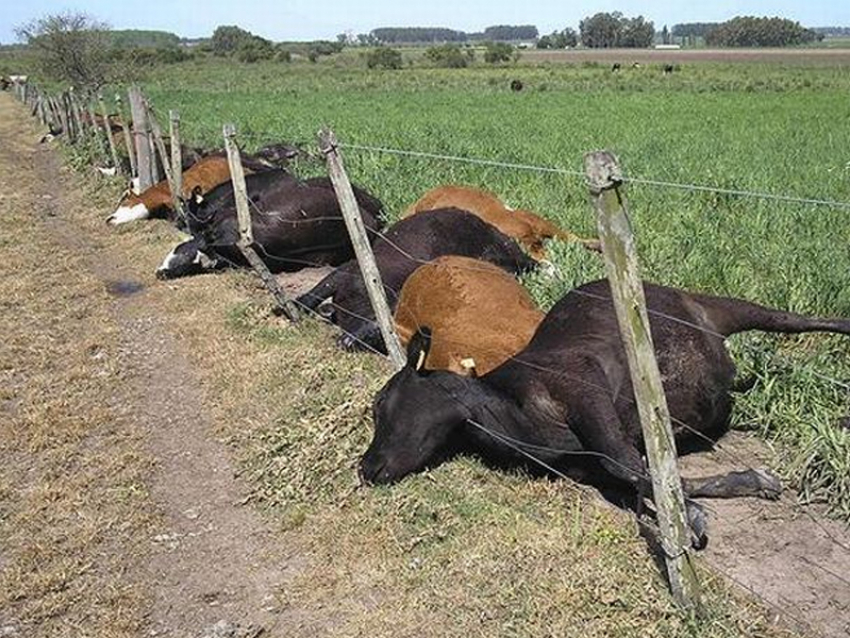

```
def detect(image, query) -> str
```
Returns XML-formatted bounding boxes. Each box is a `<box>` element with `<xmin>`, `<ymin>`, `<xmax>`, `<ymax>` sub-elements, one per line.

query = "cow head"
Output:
<box><xmin>359</xmin><ymin>328</ymin><xmax>472</xmax><ymax>484</ymax></box>
<box><xmin>107</xmin><ymin>182</ymin><xmax>148</xmax><ymax>225</ymax></box>
<box><xmin>155</xmin><ymin>236</ymin><xmax>219</xmax><ymax>280</ymax></box>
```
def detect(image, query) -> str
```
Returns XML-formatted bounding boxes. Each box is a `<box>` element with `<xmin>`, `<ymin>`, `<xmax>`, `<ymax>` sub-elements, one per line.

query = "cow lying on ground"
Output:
<box><xmin>394</xmin><ymin>256</ymin><xmax>543</xmax><ymax>376</ymax></box>
<box><xmin>107</xmin><ymin>154</ymin><xmax>278</xmax><ymax>225</ymax></box>
<box><xmin>296</xmin><ymin>209</ymin><xmax>536</xmax><ymax>353</ymax></box>
<box><xmin>361</xmin><ymin>279</ymin><xmax>850</xmax><ymax>547</ymax></box>
<box><xmin>155</xmin><ymin>171</ymin><xmax>384</xmax><ymax>279</ymax></box>
<box><xmin>405</xmin><ymin>185</ymin><xmax>601</xmax><ymax>259</ymax></box>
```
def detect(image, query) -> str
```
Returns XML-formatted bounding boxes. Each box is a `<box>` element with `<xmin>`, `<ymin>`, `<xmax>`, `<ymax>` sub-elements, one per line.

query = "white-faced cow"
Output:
<box><xmin>155</xmin><ymin>171</ymin><xmax>384</xmax><ymax>279</ymax></box>
<box><xmin>360</xmin><ymin>279</ymin><xmax>850</xmax><ymax>548</ymax></box>
<box><xmin>296</xmin><ymin>208</ymin><xmax>536</xmax><ymax>353</ymax></box>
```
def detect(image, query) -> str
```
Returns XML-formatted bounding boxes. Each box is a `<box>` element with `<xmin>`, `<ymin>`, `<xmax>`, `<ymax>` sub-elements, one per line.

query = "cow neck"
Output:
<box><xmin>137</xmin><ymin>181</ymin><xmax>172</xmax><ymax>213</ymax></box>
<box><xmin>431</xmin><ymin>372</ymin><xmax>547</xmax><ymax>466</ymax></box>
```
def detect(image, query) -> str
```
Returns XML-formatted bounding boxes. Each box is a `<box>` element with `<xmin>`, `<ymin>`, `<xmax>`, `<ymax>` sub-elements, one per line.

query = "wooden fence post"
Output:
<box><xmin>222</xmin><ymin>123</ymin><xmax>300</xmax><ymax>322</ymax></box>
<box><xmin>116</xmin><ymin>94</ymin><xmax>137</xmax><ymax>178</ymax></box>
<box><xmin>318</xmin><ymin>128</ymin><xmax>406</xmax><ymax>370</ymax></box>
<box><xmin>87</xmin><ymin>100</ymin><xmax>110</xmax><ymax>163</ymax></box>
<box><xmin>128</xmin><ymin>86</ymin><xmax>154</xmax><ymax>189</ymax></box>
<box><xmin>169</xmin><ymin>110</ymin><xmax>183</xmax><ymax>202</ymax></box>
<box><xmin>584</xmin><ymin>150</ymin><xmax>702</xmax><ymax>611</ymax></box>
<box><xmin>69</xmin><ymin>90</ymin><xmax>85</xmax><ymax>144</ymax></box>
<box><xmin>98</xmin><ymin>93</ymin><xmax>121</xmax><ymax>172</ymax></box>
<box><xmin>146</xmin><ymin>101</ymin><xmax>184</xmax><ymax>222</ymax></box>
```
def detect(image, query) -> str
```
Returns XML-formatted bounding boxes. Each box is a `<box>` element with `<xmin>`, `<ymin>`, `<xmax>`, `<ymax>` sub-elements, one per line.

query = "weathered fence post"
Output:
<box><xmin>98</xmin><ymin>93</ymin><xmax>121</xmax><ymax>172</ymax></box>
<box><xmin>169</xmin><ymin>110</ymin><xmax>183</xmax><ymax>201</ymax></box>
<box><xmin>222</xmin><ymin>123</ymin><xmax>300</xmax><ymax>321</ymax></box>
<box><xmin>115</xmin><ymin>94</ymin><xmax>137</xmax><ymax>178</ymax></box>
<box><xmin>128</xmin><ymin>86</ymin><xmax>154</xmax><ymax>189</ymax></box>
<box><xmin>146</xmin><ymin>101</ymin><xmax>184</xmax><ymax>221</ymax></box>
<box><xmin>318</xmin><ymin>128</ymin><xmax>406</xmax><ymax>370</ymax></box>
<box><xmin>69</xmin><ymin>90</ymin><xmax>85</xmax><ymax>144</ymax></box>
<box><xmin>584</xmin><ymin>150</ymin><xmax>702</xmax><ymax>611</ymax></box>
<box><xmin>87</xmin><ymin>100</ymin><xmax>110</xmax><ymax>163</ymax></box>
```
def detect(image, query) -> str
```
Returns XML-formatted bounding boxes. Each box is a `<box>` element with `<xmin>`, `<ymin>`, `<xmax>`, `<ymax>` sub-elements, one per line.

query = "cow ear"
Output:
<box><xmin>407</xmin><ymin>326</ymin><xmax>432</xmax><ymax>374</ymax></box>
<box><xmin>191</xmin><ymin>185</ymin><xmax>204</xmax><ymax>204</ymax></box>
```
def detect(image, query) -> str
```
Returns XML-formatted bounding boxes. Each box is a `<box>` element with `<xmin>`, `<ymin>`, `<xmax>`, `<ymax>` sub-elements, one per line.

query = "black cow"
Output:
<box><xmin>360</xmin><ymin>279</ymin><xmax>850</xmax><ymax>547</ymax></box>
<box><xmin>611</xmin><ymin>63</ymin><xmax>621</xmax><ymax>72</ymax></box>
<box><xmin>155</xmin><ymin>171</ymin><xmax>384</xmax><ymax>279</ymax></box>
<box><xmin>663</xmin><ymin>64</ymin><xmax>675</xmax><ymax>74</ymax></box>
<box><xmin>510</xmin><ymin>79</ymin><xmax>524</xmax><ymax>92</ymax></box>
<box><xmin>296</xmin><ymin>208</ymin><xmax>536</xmax><ymax>353</ymax></box>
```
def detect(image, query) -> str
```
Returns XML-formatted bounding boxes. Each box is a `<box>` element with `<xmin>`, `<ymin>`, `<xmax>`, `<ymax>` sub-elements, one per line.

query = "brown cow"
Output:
<box><xmin>107</xmin><ymin>156</ymin><xmax>254</xmax><ymax>225</ymax></box>
<box><xmin>404</xmin><ymin>185</ymin><xmax>601</xmax><ymax>260</ymax></box>
<box><xmin>394</xmin><ymin>256</ymin><xmax>544</xmax><ymax>376</ymax></box>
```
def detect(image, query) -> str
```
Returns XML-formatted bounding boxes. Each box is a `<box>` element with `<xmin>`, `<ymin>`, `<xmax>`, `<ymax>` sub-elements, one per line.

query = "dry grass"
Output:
<box><xmin>0</xmin><ymin>99</ymin><xmax>154</xmax><ymax>637</ymax></box>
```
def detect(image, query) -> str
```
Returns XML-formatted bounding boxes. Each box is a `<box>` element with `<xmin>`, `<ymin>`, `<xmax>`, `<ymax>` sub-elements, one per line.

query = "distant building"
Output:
<box><xmin>654</xmin><ymin>44</ymin><xmax>681</xmax><ymax>50</ymax></box>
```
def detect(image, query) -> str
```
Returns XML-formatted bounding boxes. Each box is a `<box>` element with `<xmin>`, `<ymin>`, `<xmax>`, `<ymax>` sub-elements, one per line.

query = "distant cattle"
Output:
<box><xmin>510</xmin><ymin>79</ymin><xmax>524</xmax><ymax>92</ymax></box>
<box><xmin>155</xmin><ymin>171</ymin><xmax>384</xmax><ymax>279</ymax></box>
<box><xmin>394</xmin><ymin>256</ymin><xmax>543</xmax><ymax>376</ymax></box>
<box><xmin>360</xmin><ymin>280</ymin><xmax>850</xmax><ymax>547</ymax></box>
<box><xmin>404</xmin><ymin>185</ymin><xmax>601</xmax><ymax>260</ymax></box>
<box><xmin>663</xmin><ymin>64</ymin><xmax>675</xmax><ymax>74</ymax></box>
<box><xmin>611</xmin><ymin>63</ymin><xmax>621</xmax><ymax>72</ymax></box>
<box><xmin>296</xmin><ymin>208</ymin><xmax>536</xmax><ymax>353</ymax></box>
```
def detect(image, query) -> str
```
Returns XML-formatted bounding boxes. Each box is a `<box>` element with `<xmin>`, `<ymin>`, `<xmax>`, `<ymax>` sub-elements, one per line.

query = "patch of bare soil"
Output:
<box><xmin>680</xmin><ymin>433</ymin><xmax>850</xmax><ymax>638</ymax></box>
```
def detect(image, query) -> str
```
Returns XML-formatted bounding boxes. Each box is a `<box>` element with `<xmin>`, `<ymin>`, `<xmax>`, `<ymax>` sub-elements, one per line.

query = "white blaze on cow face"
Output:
<box><xmin>156</xmin><ymin>239</ymin><xmax>217</xmax><ymax>279</ymax></box>
<box><xmin>107</xmin><ymin>202</ymin><xmax>149</xmax><ymax>225</ymax></box>
<box><xmin>130</xmin><ymin>177</ymin><xmax>141</xmax><ymax>195</ymax></box>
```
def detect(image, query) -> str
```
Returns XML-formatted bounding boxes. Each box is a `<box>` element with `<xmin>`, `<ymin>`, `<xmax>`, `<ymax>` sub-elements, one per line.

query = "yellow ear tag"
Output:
<box><xmin>194</xmin><ymin>193</ymin><xmax>204</xmax><ymax>204</ymax></box>
<box><xmin>460</xmin><ymin>357</ymin><xmax>476</xmax><ymax>370</ymax></box>
<box><xmin>415</xmin><ymin>349</ymin><xmax>426</xmax><ymax>371</ymax></box>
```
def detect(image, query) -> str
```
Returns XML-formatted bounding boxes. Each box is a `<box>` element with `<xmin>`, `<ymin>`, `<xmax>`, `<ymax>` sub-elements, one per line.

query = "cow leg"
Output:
<box><xmin>572</xmin><ymin>385</ymin><xmax>707</xmax><ymax>548</ymax></box>
<box><xmin>295</xmin><ymin>268</ymin><xmax>342</xmax><ymax>312</ymax></box>
<box><xmin>682</xmin><ymin>469</ymin><xmax>781</xmax><ymax>500</ymax></box>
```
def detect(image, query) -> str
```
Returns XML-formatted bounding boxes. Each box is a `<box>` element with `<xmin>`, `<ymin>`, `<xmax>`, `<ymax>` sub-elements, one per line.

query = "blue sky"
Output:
<box><xmin>3</xmin><ymin>1</ymin><xmax>848</xmax><ymax>44</ymax></box>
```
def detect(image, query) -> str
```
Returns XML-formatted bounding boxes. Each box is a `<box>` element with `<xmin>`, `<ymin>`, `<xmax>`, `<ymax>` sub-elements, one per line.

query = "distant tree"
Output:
<box><xmin>372</xmin><ymin>27</ymin><xmax>466</xmax><ymax>44</ymax></box>
<box><xmin>357</xmin><ymin>33</ymin><xmax>379</xmax><ymax>46</ymax></box>
<box><xmin>580</xmin><ymin>12</ymin><xmax>623</xmax><ymax>48</ymax></box>
<box><xmin>483</xmin><ymin>41</ymin><xmax>516</xmax><ymax>63</ymax></box>
<box><xmin>482</xmin><ymin>25</ymin><xmax>539</xmax><ymax>41</ymax></box>
<box><xmin>366</xmin><ymin>46</ymin><xmax>403</xmax><ymax>69</ymax></box>
<box><xmin>236</xmin><ymin>36</ymin><xmax>275</xmax><ymax>62</ymax></box>
<box><xmin>210</xmin><ymin>25</ymin><xmax>254</xmax><ymax>56</ymax></box>
<box><xmin>661</xmin><ymin>25</ymin><xmax>670</xmax><ymax>44</ymax></box>
<box><xmin>275</xmin><ymin>45</ymin><xmax>292</xmax><ymax>62</ymax></box>
<box><xmin>424</xmin><ymin>44</ymin><xmax>471</xmax><ymax>68</ymax></box>
<box><xmin>620</xmin><ymin>16</ymin><xmax>655</xmax><ymax>47</ymax></box>
<box><xmin>108</xmin><ymin>30</ymin><xmax>180</xmax><ymax>49</ymax></box>
<box><xmin>580</xmin><ymin>12</ymin><xmax>654</xmax><ymax>48</ymax></box>
<box><xmin>706</xmin><ymin>16</ymin><xmax>819</xmax><ymax>47</ymax></box>
<box><xmin>536</xmin><ymin>35</ymin><xmax>553</xmax><ymax>49</ymax></box>
<box><xmin>15</xmin><ymin>11</ymin><xmax>112</xmax><ymax>90</ymax></box>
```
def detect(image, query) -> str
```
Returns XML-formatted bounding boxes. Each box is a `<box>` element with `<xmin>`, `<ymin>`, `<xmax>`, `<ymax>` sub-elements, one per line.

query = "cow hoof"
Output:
<box><xmin>686</xmin><ymin>500</ymin><xmax>708</xmax><ymax>550</ymax></box>
<box><xmin>752</xmin><ymin>469</ymin><xmax>782</xmax><ymax>500</ymax></box>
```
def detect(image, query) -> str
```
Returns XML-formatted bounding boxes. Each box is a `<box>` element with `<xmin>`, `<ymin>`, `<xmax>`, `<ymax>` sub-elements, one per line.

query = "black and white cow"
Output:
<box><xmin>156</xmin><ymin>171</ymin><xmax>384</xmax><ymax>279</ymax></box>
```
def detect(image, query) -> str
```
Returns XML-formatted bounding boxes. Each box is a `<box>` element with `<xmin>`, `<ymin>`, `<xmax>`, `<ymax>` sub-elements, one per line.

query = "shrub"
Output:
<box><xmin>366</xmin><ymin>47</ymin><xmax>403</xmax><ymax>70</ymax></box>
<box><xmin>424</xmin><ymin>44</ymin><xmax>471</xmax><ymax>68</ymax></box>
<box><xmin>483</xmin><ymin>41</ymin><xmax>516</xmax><ymax>64</ymax></box>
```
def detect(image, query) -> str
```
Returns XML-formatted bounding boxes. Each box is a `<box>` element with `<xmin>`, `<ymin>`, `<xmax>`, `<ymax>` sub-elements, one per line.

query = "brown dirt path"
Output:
<box><xmin>0</xmin><ymin>93</ymin><xmax>310</xmax><ymax>637</ymax></box>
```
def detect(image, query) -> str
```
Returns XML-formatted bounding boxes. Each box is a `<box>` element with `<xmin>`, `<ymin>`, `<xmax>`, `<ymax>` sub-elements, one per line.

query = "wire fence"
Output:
<box><xmin>16</xmin><ymin>82</ymin><xmax>850</xmax><ymax>636</ymax></box>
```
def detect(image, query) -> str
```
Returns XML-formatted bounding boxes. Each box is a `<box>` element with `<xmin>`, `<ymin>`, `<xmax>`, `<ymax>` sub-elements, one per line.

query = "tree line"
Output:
<box><xmin>367</xmin><ymin>25</ymin><xmax>538</xmax><ymax>44</ymax></box>
<box><xmin>673</xmin><ymin>17</ymin><xmax>823</xmax><ymax>46</ymax></box>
